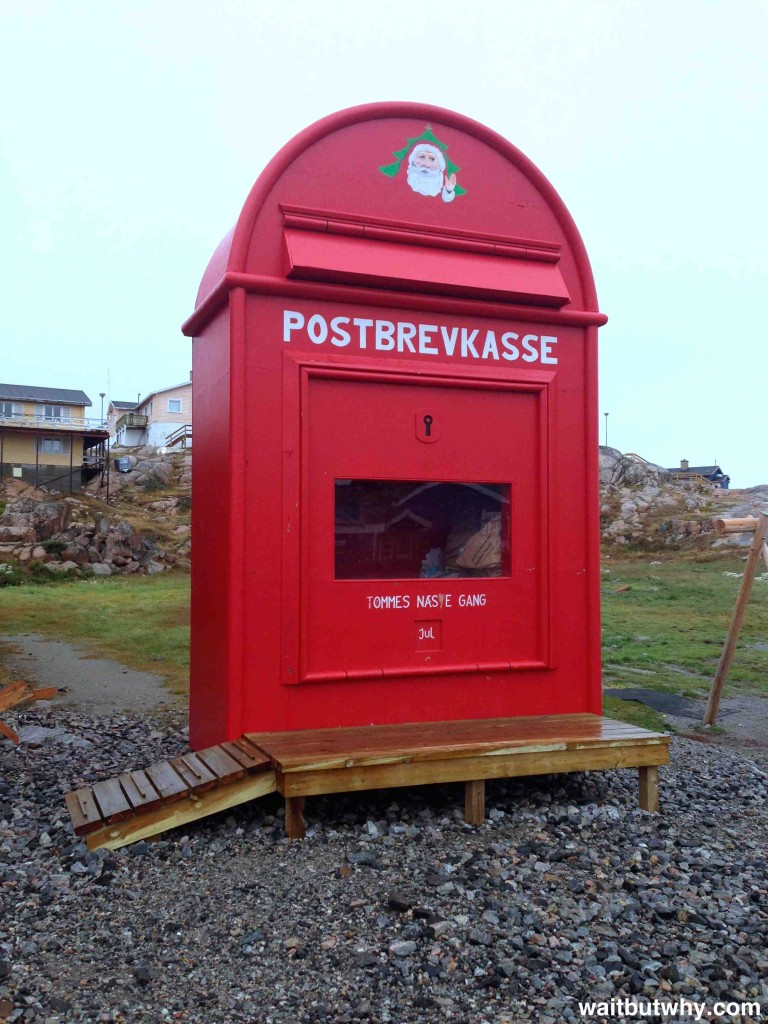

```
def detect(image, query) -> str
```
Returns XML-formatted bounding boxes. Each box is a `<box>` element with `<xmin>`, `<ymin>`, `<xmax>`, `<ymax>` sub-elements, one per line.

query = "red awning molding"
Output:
<box><xmin>283</xmin><ymin>227</ymin><xmax>571</xmax><ymax>308</ymax></box>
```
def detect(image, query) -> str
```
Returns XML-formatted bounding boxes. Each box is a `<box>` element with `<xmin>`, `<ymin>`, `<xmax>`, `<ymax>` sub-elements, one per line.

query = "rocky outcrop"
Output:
<box><xmin>598</xmin><ymin>447</ymin><xmax>671</xmax><ymax>488</ymax></box>
<box><xmin>84</xmin><ymin>447</ymin><xmax>190</xmax><ymax>497</ymax></box>
<box><xmin>0</xmin><ymin>498</ymin><xmax>165</xmax><ymax>575</ymax></box>
<box><xmin>707</xmin><ymin>484</ymin><xmax>768</xmax><ymax>547</ymax></box>
<box><xmin>0</xmin><ymin>497</ymin><xmax>72</xmax><ymax>545</ymax></box>
<box><xmin>0</xmin><ymin>444</ymin><xmax>756</xmax><ymax>567</ymax></box>
<box><xmin>598</xmin><ymin>447</ymin><xmax>719</xmax><ymax>548</ymax></box>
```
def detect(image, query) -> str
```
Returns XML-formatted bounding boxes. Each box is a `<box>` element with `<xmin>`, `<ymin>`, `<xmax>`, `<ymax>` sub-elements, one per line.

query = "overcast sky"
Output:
<box><xmin>1</xmin><ymin>0</ymin><xmax>765</xmax><ymax>485</ymax></box>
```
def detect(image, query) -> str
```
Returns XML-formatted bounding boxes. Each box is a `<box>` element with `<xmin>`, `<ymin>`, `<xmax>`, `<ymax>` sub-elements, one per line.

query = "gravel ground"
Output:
<box><xmin>1</xmin><ymin>706</ymin><xmax>766</xmax><ymax>1024</ymax></box>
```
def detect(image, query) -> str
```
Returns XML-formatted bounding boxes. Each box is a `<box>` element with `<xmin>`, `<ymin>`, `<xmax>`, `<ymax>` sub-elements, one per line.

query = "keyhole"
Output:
<box><xmin>423</xmin><ymin>414</ymin><xmax>433</xmax><ymax>437</ymax></box>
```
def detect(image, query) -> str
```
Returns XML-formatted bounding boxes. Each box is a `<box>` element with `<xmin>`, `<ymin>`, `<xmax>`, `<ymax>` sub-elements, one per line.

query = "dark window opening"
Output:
<box><xmin>335</xmin><ymin>480</ymin><xmax>510</xmax><ymax>580</ymax></box>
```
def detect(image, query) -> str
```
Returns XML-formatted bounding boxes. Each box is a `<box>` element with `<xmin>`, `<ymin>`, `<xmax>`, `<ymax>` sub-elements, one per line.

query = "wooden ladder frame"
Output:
<box><xmin>703</xmin><ymin>512</ymin><xmax>768</xmax><ymax>725</ymax></box>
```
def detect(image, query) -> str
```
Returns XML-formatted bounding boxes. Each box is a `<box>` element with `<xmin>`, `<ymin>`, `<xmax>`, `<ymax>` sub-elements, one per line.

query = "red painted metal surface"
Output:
<box><xmin>283</xmin><ymin>229</ymin><xmax>571</xmax><ymax>306</ymax></box>
<box><xmin>183</xmin><ymin>102</ymin><xmax>606</xmax><ymax>749</ymax></box>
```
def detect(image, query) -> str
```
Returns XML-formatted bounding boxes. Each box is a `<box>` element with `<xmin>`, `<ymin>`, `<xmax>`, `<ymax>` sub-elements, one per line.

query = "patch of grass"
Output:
<box><xmin>25</xmin><ymin>562</ymin><xmax>80</xmax><ymax>584</ymax></box>
<box><xmin>603</xmin><ymin>695</ymin><xmax>670</xmax><ymax>733</ymax></box>
<box><xmin>0</xmin><ymin>576</ymin><xmax>190</xmax><ymax>692</ymax></box>
<box><xmin>601</xmin><ymin>556</ymin><xmax>768</xmax><ymax>698</ymax></box>
<box><xmin>1</xmin><ymin>553</ymin><xmax>763</xmax><ymax>713</ymax></box>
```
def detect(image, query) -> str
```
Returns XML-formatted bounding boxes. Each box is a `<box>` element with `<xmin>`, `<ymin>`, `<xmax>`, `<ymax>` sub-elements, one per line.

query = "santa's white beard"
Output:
<box><xmin>407</xmin><ymin>164</ymin><xmax>443</xmax><ymax>196</ymax></box>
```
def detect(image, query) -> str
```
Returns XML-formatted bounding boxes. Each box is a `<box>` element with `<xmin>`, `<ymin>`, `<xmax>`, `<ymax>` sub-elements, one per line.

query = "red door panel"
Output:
<box><xmin>298</xmin><ymin>375</ymin><xmax>547</xmax><ymax>683</ymax></box>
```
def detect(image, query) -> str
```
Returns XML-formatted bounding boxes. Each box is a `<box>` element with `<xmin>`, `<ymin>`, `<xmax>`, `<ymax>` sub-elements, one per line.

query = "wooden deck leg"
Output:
<box><xmin>464</xmin><ymin>779</ymin><xmax>485</xmax><ymax>826</ymax></box>
<box><xmin>285</xmin><ymin>796</ymin><xmax>306</xmax><ymax>839</ymax></box>
<box><xmin>638</xmin><ymin>765</ymin><xmax>659</xmax><ymax>813</ymax></box>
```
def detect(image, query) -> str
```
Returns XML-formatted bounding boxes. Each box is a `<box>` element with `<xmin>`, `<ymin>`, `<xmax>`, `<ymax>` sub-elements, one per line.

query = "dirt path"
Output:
<box><xmin>0</xmin><ymin>633</ymin><xmax>184</xmax><ymax>717</ymax></box>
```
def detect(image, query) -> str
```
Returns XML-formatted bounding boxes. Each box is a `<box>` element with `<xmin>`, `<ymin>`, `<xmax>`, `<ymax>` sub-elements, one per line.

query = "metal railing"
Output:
<box><xmin>0</xmin><ymin>412</ymin><xmax>109</xmax><ymax>431</ymax></box>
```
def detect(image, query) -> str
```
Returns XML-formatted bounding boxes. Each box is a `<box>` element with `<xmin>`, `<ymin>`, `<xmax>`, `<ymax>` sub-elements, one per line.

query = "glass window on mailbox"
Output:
<box><xmin>335</xmin><ymin>481</ymin><xmax>510</xmax><ymax>580</ymax></box>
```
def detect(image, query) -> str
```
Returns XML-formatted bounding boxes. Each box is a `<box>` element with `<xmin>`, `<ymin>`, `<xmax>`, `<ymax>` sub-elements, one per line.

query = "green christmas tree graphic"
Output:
<box><xmin>378</xmin><ymin>126</ymin><xmax>467</xmax><ymax>197</ymax></box>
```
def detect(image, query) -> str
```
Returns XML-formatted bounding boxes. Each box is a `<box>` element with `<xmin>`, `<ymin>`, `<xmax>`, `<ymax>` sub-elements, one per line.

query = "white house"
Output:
<box><xmin>111</xmin><ymin>377</ymin><xmax>192</xmax><ymax>448</ymax></box>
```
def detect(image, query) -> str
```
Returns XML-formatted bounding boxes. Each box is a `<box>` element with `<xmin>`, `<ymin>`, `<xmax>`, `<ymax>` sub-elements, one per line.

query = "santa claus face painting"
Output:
<box><xmin>406</xmin><ymin>143</ymin><xmax>457</xmax><ymax>203</ymax></box>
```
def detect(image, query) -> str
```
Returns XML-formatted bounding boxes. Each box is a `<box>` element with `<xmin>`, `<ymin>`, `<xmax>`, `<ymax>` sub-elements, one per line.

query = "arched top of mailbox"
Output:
<box><xmin>188</xmin><ymin>103</ymin><xmax>602</xmax><ymax>331</ymax></box>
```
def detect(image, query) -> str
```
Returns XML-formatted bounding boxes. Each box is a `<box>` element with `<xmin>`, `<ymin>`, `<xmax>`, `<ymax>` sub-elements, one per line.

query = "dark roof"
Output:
<box><xmin>110</xmin><ymin>400</ymin><xmax>138</xmax><ymax>410</ymax></box>
<box><xmin>667</xmin><ymin>465</ymin><xmax>725</xmax><ymax>476</ymax></box>
<box><xmin>0</xmin><ymin>383</ymin><xmax>91</xmax><ymax>407</ymax></box>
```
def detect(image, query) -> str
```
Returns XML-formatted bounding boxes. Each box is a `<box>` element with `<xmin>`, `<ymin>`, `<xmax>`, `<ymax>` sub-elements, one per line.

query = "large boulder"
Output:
<box><xmin>135</xmin><ymin>459</ymin><xmax>173</xmax><ymax>488</ymax></box>
<box><xmin>0</xmin><ymin>497</ymin><xmax>72</xmax><ymax>544</ymax></box>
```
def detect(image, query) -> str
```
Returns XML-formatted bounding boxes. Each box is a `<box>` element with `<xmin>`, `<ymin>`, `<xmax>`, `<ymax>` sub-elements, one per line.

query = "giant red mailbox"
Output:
<box><xmin>182</xmin><ymin>103</ymin><xmax>607</xmax><ymax>751</ymax></box>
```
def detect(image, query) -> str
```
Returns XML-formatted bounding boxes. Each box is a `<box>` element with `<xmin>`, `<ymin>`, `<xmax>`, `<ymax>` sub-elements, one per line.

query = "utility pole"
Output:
<box><xmin>603</xmin><ymin>412</ymin><xmax>609</xmax><ymax>447</ymax></box>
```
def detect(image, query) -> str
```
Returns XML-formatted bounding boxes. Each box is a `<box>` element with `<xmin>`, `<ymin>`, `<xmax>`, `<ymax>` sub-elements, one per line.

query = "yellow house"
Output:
<box><xmin>0</xmin><ymin>383</ymin><xmax>109</xmax><ymax>492</ymax></box>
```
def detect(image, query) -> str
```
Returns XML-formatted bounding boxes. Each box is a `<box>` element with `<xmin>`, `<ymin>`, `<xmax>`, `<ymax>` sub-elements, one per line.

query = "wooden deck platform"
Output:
<box><xmin>65</xmin><ymin>714</ymin><xmax>669</xmax><ymax>849</ymax></box>
<box><xmin>248</xmin><ymin>714</ymin><xmax>670</xmax><ymax>838</ymax></box>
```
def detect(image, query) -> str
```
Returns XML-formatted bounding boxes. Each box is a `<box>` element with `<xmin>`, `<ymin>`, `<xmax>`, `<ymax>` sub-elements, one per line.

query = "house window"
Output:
<box><xmin>0</xmin><ymin>402</ymin><xmax>22</xmax><ymax>418</ymax></box>
<box><xmin>38</xmin><ymin>436</ymin><xmax>70</xmax><ymax>456</ymax></box>
<box><xmin>167</xmin><ymin>398</ymin><xmax>182</xmax><ymax>413</ymax></box>
<box><xmin>334</xmin><ymin>480</ymin><xmax>511</xmax><ymax>580</ymax></box>
<box><xmin>35</xmin><ymin>404</ymin><xmax>72</xmax><ymax>423</ymax></box>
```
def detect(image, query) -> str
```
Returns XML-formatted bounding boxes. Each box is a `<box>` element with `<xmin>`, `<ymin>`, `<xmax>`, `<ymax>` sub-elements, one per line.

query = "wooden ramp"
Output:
<box><xmin>65</xmin><ymin>715</ymin><xmax>669</xmax><ymax>849</ymax></box>
<box><xmin>66</xmin><ymin>738</ymin><xmax>276</xmax><ymax>851</ymax></box>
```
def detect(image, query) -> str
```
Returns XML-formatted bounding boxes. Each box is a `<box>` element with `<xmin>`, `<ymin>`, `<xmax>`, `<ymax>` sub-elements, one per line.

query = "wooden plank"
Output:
<box><xmin>278</xmin><ymin>740</ymin><xmax>670</xmax><ymax>798</ymax></box>
<box><xmin>74</xmin><ymin>787</ymin><xmax>102</xmax><ymax>827</ymax></box>
<box><xmin>220</xmin><ymin>739</ymin><xmax>271</xmax><ymax>772</ymax></box>
<box><xmin>65</xmin><ymin>789</ymin><xmax>104</xmax><ymax>835</ymax></box>
<box><xmin>714</xmin><ymin>516</ymin><xmax>759</xmax><ymax>534</ymax></box>
<box><xmin>704</xmin><ymin>511</ymin><xmax>767</xmax><ymax>725</ymax></box>
<box><xmin>235</xmin><ymin>735</ymin><xmax>274</xmax><ymax>762</ymax></box>
<box><xmin>639</xmin><ymin>765</ymin><xmax>660</xmax><ymax>813</ymax></box>
<box><xmin>266</xmin><ymin>714</ymin><xmax>658</xmax><ymax>754</ymax></box>
<box><xmin>249</xmin><ymin>715</ymin><xmax>666</xmax><ymax>773</ymax></box>
<box><xmin>129</xmin><ymin>768</ymin><xmax>163</xmax><ymax>808</ymax></box>
<box><xmin>145</xmin><ymin>760</ymin><xmax>190</xmax><ymax>803</ymax></box>
<box><xmin>0</xmin><ymin>720</ymin><xmax>20</xmax><ymax>745</ymax></box>
<box><xmin>31</xmin><ymin>687</ymin><xmax>57</xmax><ymax>702</ymax></box>
<box><xmin>92</xmin><ymin>777</ymin><xmax>132</xmax><ymax>822</ymax></box>
<box><xmin>85</xmin><ymin>770</ymin><xmax>277</xmax><ymax>851</ymax></box>
<box><xmin>195</xmin><ymin>745</ymin><xmax>245</xmax><ymax>784</ymax></box>
<box><xmin>0</xmin><ymin>682</ymin><xmax>55</xmax><ymax>715</ymax></box>
<box><xmin>170</xmin><ymin>753</ymin><xmax>218</xmax><ymax>793</ymax></box>
<box><xmin>0</xmin><ymin>681</ymin><xmax>29</xmax><ymax>714</ymax></box>
<box><xmin>117</xmin><ymin>771</ymin><xmax>162</xmax><ymax>813</ymax></box>
<box><xmin>464</xmin><ymin>779</ymin><xmax>485</xmax><ymax>826</ymax></box>
<box><xmin>285</xmin><ymin>796</ymin><xmax>306</xmax><ymax>840</ymax></box>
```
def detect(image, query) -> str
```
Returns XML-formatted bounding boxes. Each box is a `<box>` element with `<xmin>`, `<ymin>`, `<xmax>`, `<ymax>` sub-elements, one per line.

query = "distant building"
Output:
<box><xmin>107</xmin><ymin>400</ymin><xmax>138</xmax><ymax>438</ymax></box>
<box><xmin>667</xmin><ymin>459</ymin><xmax>730</xmax><ymax>489</ymax></box>
<box><xmin>111</xmin><ymin>376</ymin><xmax>192</xmax><ymax>449</ymax></box>
<box><xmin>0</xmin><ymin>383</ymin><xmax>109</xmax><ymax>491</ymax></box>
